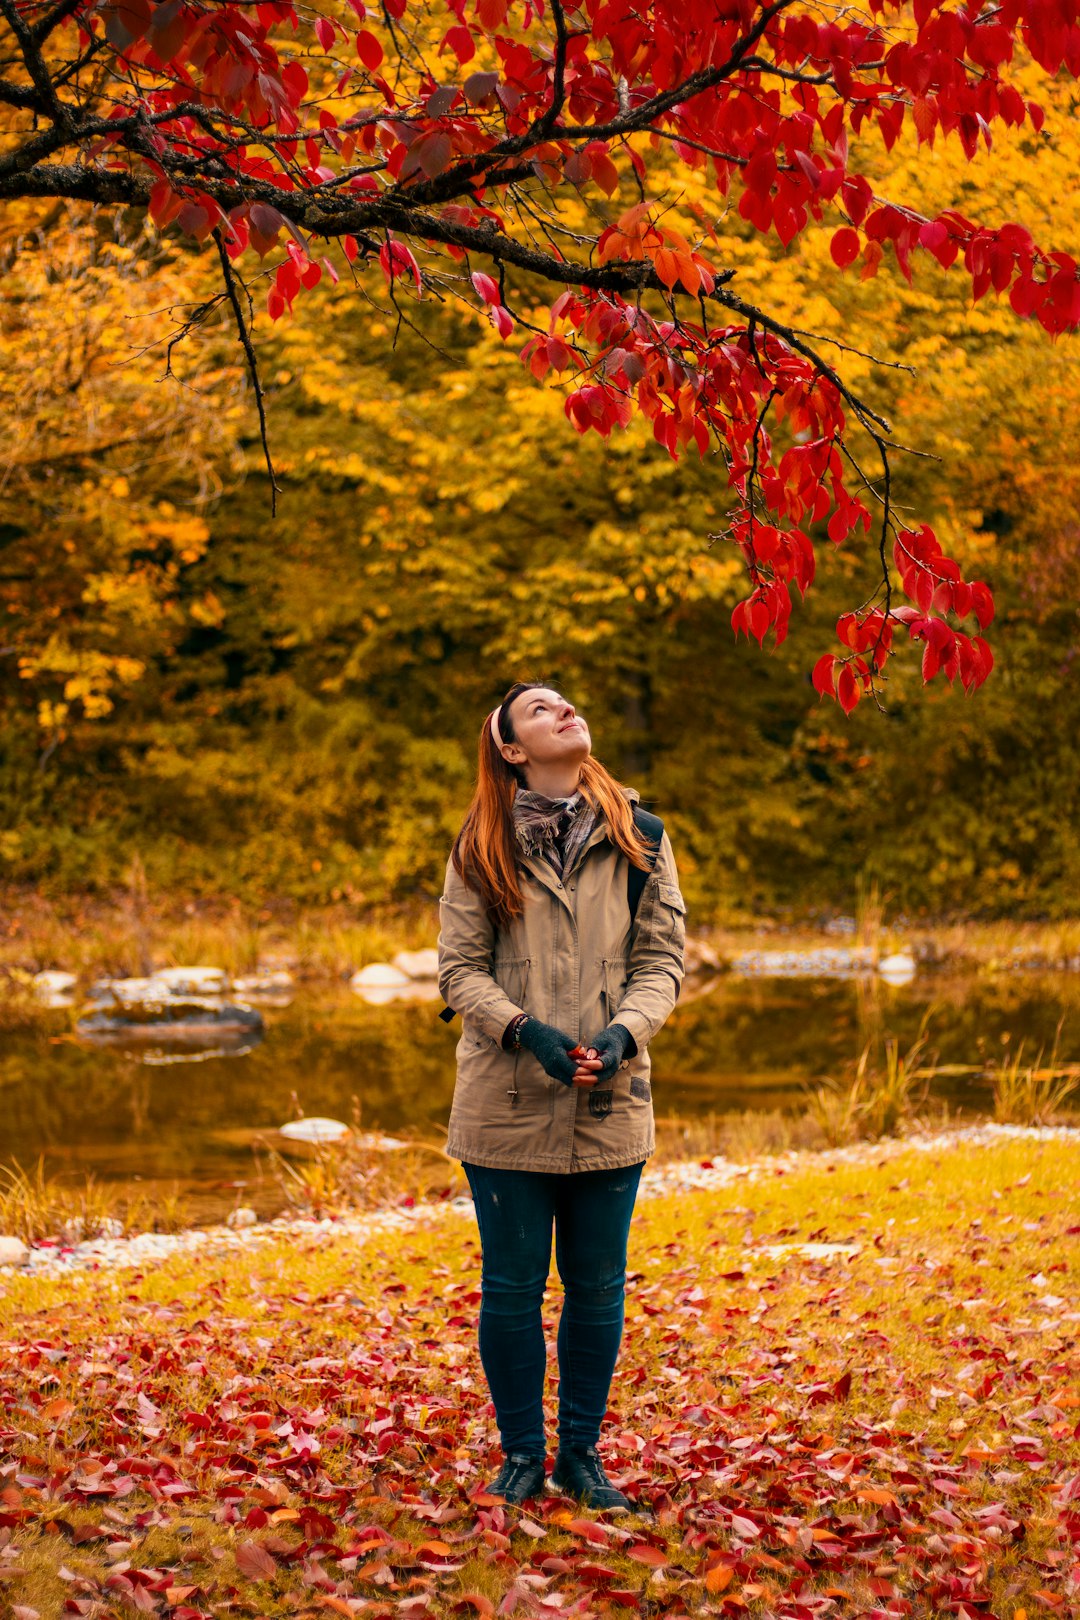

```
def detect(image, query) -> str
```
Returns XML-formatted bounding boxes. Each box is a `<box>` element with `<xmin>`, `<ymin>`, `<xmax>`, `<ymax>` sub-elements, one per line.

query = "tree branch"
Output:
<box><xmin>213</xmin><ymin>229</ymin><xmax>281</xmax><ymax>516</ymax></box>
<box><xmin>390</xmin><ymin>0</ymin><xmax>799</xmax><ymax>209</ymax></box>
<box><xmin>0</xmin><ymin>0</ymin><xmax>72</xmax><ymax>130</ymax></box>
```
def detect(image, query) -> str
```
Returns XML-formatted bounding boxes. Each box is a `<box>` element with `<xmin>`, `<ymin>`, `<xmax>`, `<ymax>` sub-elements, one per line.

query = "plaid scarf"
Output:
<box><xmin>512</xmin><ymin>788</ymin><xmax>598</xmax><ymax>879</ymax></box>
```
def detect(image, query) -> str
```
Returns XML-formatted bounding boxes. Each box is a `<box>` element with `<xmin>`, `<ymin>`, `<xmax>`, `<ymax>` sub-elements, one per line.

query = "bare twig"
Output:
<box><xmin>213</xmin><ymin>230</ymin><xmax>281</xmax><ymax>515</ymax></box>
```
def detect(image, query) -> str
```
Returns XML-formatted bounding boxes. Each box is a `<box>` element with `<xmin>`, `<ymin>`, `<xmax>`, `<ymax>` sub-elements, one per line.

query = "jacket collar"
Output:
<box><xmin>519</xmin><ymin>784</ymin><xmax>640</xmax><ymax>906</ymax></box>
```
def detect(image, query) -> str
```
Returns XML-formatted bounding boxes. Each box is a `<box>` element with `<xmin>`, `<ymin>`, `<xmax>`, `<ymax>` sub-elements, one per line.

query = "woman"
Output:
<box><xmin>437</xmin><ymin>681</ymin><xmax>686</xmax><ymax>1511</ymax></box>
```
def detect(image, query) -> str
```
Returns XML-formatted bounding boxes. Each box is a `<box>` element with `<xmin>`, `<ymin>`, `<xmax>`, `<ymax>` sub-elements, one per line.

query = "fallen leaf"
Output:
<box><xmin>626</xmin><ymin>1542</ymin><xmax>667</xmax><ymax>1567</ymax></box>
<box><xmin>235</xmin><ymin>1539</ymin><xmax>277</xmax><ymax>1580</ymax></box>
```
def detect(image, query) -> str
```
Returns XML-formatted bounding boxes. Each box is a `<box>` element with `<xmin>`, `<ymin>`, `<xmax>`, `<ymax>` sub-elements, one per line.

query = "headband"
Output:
<box><xmin>489</xmin><ymin>706</ymin><xmax>504</xmax><ymax>749</ymax></box>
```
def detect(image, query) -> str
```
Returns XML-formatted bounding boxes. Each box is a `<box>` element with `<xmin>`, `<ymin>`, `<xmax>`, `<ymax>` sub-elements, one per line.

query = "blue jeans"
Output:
<box><xmin>462</xmin><ymin>1160</ymin><xmax>644</xmax><ymax>1457</ymax></box>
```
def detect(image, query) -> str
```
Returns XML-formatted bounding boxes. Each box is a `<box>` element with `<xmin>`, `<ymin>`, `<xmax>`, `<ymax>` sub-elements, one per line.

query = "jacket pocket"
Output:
<box><xmin>493</xmin><ymin>955</ymin><xmax>531</xmax><ymax>1007</ymax></box>
<box><xmin>656</xmin><ymin>881</ymin><xmax>687</xmax><ymax>945</ymax></box>
<box><xmin>600</xmin><ymin>957</ymin><xmax>629</xmax><ymax>1023</ymax></box>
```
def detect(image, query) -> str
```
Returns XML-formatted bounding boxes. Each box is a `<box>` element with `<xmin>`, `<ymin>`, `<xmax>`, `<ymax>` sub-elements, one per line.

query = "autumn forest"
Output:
<box><xmin>2</xmin><ymin>50</ymin><xmax>1078</xmax><ymax>924</ymax></box>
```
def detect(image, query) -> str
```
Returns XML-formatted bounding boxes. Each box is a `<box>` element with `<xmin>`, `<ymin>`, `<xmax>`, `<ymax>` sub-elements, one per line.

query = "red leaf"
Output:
<box><xmin>463</xmin><ymin>71</ymin><xmax>499</xmax><ymax>103</ymax></box>
<box><xmin>836</xmin><ymin>665</ymin><xmax>860</xmax><ymax>715</ymax></box>
<box><xmin>490</xmin><ymin>304</ymin><xmax>514</xmax><ymax>339</ymax></box>
<box><xmin>379</xmin><ymin>237</ymin><xmax>421</xmax><ymax>292</ymax></box>
<box><xmin>812</xmin><ymin>654</ymin><xmax>837</xmax><ymax>697</ymax></box>
<box><xmin>235</xmin><ymin>1540</ymin><xmax>277</xmax><ymax>1580</ymax></box>
<box><xmin>567</xmin><ymin>1517</ymin><xmax>610</xmax><ymax>1545</ymax></box>
<box><xmin>443</xmin><ymin>25</ymin><xmax>475</xmax><ymax>63</ymax></box>
<box><xmin>970</xmin><ymin>580</ymin><xmax>995</xmax><ymax>628</ymax></box>
<box><xmin>471</xmin><ymin>271</ymin><xmax>499</xmax><ymax>304</ymax></box>
<box><xmin>355</xmin><ymin>30</ymin><xmax>383</xmax><ymax>70</ymax></box>
<box><xmin>626</xmin><ymin>1542</ymin><xmax>667</xmax><ymax>1567</ymax></box>
<box><xmin>830</xmin><ymin>227</ymin><xmax>861</xmax><ymax>269</ymax></box>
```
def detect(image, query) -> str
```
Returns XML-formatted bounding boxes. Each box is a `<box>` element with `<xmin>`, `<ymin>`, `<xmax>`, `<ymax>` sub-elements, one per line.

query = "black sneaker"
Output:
<box><xmin>485</xmin><ymin>1453</ymin><xmax>546</xmax><ymax>1505</ymax></box>
<box><xmin>549</xmin><ymin>1445</ymin><xmax>633</xmax><ymax>1513</ymax></box>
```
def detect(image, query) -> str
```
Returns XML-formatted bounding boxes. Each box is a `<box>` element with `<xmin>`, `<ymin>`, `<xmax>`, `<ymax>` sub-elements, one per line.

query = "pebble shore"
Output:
<box><xmin>2</xmin><ymin>1121</ymin><xmax>1077</xmax><ymax>1280</ymax></box>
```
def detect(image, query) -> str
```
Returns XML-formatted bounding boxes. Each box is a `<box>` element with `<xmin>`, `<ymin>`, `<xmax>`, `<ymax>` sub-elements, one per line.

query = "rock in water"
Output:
<box><xmin>878</xmin><ymin>951</ymin><xmax>916</xmax><ymax>985</ymax></box>
<box><xmin>277</xmin><ymin>1117</ymin><xmax>352</xmax><ymax>1148</ymax></box>
<box><xmin>729</xmin><ymin>946</ymin><xmax>876</xmax><ymax>978</ymax></box>
<box><xmin>32</xmin><ymin>970</ymin><xmax>78</xmax><ymax>1006</ymax></box>
<box><xmin>232</xmin><ymin>970</ymin><xmax>295</xmax><ymax>1005</ymax></box>
<box><xmin>350</xmin><ymin>963</ymin><xmax>411</xmax><ymax>989</ymax></box>
<box><xmin>152</xmin><ymin>966</ymin><xmax>228</xmax><ymax>996</ymax></box>
<box><xmin>76</xmin><ymin>976</ymin><xmax>263</xmax><ymax>1050</ymax></box>
<box><xmin>351</xmin><ymin>960</ymin><xmax>443</xmax><ymax>1004</ymax></box>
<box><xmin>391</xmin><ymin>948</ymin><xmax>440</xmax><ymax>980</ymax></box>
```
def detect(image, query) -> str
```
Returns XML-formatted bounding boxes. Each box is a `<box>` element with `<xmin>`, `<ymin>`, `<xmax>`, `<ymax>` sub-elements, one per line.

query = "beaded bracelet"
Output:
<box><xmin>503</xmin><ymin>1012</ymin><xmax>530</xmax><ymax>1051</ymax></box>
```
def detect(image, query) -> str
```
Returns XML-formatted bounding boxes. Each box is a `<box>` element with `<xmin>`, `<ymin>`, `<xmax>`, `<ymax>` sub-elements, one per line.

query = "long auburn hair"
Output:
<box><xmin>452</xmin><ymin>681</ymin><xmax>653</xmax><ymax>929</ymax></box>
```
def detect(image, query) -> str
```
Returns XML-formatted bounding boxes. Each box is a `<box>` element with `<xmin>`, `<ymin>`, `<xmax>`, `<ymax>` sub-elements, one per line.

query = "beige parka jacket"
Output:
<box><xmin>438</xmin><ymin>789</ymin><xmax>686</xmax><ymax>1172</ymax></box>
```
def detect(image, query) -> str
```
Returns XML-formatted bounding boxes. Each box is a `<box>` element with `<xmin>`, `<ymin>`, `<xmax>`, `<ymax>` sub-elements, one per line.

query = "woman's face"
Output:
<box><xmin>502</xmin><ymin>687</ymin><xmax>591</xmax><ymax>771</ymax></box>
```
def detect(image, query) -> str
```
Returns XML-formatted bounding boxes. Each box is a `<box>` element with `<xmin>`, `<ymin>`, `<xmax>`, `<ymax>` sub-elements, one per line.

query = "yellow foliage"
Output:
<box><xmin>0</xmin><ymin>204</ymin><xmax>243</xmax><ymax>731</ymax></box>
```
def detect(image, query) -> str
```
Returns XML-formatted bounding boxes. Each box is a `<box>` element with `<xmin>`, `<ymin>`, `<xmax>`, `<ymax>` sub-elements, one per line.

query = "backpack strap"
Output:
<box><xmin>440</xmin><ymin>805</ymin><xmax>665</xmax><ymax>1022</ymax></box>
<box><xmin>628</xmin><ymin>805</ymin><xmax>664</xmax><ymax>926</ymax></box>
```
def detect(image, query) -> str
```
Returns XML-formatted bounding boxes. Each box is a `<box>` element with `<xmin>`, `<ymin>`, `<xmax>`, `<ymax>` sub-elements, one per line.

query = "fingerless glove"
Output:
<box><xmin>587</xmin><ymin>1023</ymin><xmax>635</xmax><ymax>1083</ymax></box>
<box><xmin>516</xmin><ymin>1018</ymin><xmax>580</xmax><ymax>1087</ymax></box>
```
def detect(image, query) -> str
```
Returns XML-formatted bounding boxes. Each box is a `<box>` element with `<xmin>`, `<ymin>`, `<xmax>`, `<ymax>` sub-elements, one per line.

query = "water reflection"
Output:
<box><xmin>3</xmin><ymin>967</ymin><xmax>1078</xmax><ymax>1221</ymax></box>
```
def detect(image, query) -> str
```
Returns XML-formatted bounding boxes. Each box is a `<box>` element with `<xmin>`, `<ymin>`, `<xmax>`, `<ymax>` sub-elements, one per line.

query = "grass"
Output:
<box><xmin>1</xmin><ymin>1136</ymin><xmax>1077</xmax><ymax>1620</ymax></box>
<box><xmin>991</xmin><ymin>1046</ymin><xmax>1080</xmax><ymax>1126</ymax></box>
<box><xmin>258</xmin><ymin>1133</ymin><xmax>468</xmax><ymax>1220</ymax></box>
<box><xmin>806</xmin><ymin>1027</ymin><xmax>934</xmax><ymax>1148</ymax></box>
<box><xmin>0</xmin><ymin>1156</ymin><xmax>196</xmax><ymax>1245</ymax></box>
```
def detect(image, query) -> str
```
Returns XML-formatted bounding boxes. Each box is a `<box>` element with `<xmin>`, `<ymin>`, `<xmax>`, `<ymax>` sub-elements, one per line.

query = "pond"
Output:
<box><xmin>4</xmin><ymin>965</ymin><xmax>1080</xmax><ymax>1224</ymax></box>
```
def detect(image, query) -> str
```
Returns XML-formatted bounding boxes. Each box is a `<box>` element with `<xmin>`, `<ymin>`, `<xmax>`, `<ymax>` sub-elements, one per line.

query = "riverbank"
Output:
<box><xmin>7</xmin><ymin>883</ymin><xmax>1080</xmax><ymax>995</ymax></box>
<box><xmin>2</xmin><ymin>1130</ymin><xmax>1077</xmax><ymax>1620</ymax></box>
<box><xmin>3</xmin><ymin>1121</ymin><xmax>1078</xmax><ymax>1278</ymax></box>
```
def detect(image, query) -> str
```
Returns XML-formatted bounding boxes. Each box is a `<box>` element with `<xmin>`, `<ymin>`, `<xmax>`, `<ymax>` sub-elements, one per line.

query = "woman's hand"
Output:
<box><xmin>580</xmin><ymin>1025</ymin><xmax>634</xmax><ymax>1084</ymax></box>
<box><xmin>568</xmin><ymin>1044</ymin><xmax>603</xmax><ymax>1087</ymax></box>
<box><xmin>518</xmin><ymin>1023</ymin><xmax>595</xmax><ymax>1088</ymax></box>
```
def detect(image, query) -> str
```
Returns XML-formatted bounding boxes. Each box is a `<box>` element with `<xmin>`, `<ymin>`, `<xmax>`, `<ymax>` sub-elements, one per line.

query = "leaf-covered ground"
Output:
<box><xmin>1</xmin><ymin>1138</ymin><xmax>1077</xmax><ymax>1620</ymax></box>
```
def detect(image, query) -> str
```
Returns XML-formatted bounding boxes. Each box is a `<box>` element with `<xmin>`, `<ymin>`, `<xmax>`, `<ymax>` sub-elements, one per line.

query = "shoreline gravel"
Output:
<box><xmin>3</xmin><ymin>1121</ymin><xmax>1078</xmax><ymax>1280</ymax></box>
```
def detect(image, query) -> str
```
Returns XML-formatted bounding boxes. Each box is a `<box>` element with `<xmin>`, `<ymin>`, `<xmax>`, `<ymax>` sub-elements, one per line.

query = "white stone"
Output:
<box><xmin>233</xmin><ymin>971</ymin><xmax>294</xmax><ymax>996</ymax></box>
<box><xmin>350</xmin><ymin>963</ymin><xmax>411</xmax><ymax>989</ymax></box>
<box><xmin>878</xmin><ymin>951</ymin><xmax>916</xmax><ymax>984</ymax></box>
<box><xmin>226</xmin><ymin>1206</ymin><xmax>258</xmax><ymax>1228</ymax></box>
<box><xmin>278</xmin><ymin>1117</ymin><xmax>351</xmax><ymax>1145</ymax></box>
<box><xmin>729</xmin><ymin>946</ymin><xmax>875</xmax><ymax>979</ymax></box>
<box><xmin>33</xmin><ymin>970</ymin><xmax>78</xmax><ymax>999</ymax></box>
<box><xmin>352</xmin><ymin>980</ymin><xmax>442</xmax><ymax>1007</ymax></box>
<box><xmin>391</xmin><ymin>948</ymin><xmax>440</xmax><ymax>981</ymax></box>
<box><xmin>95</xmin><ymin>977</ymin><xmax>172</xmax><ymax>1007</ymax></box>
<box><xmin>152</xmin><ymin>967</ymin><xmax>228</xmax><ymax>997</ymax></box>
<box><xmin>0</xmin><ymin>1235</ymin><xmax>29</xmax><ymax>1267</ymax></box>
